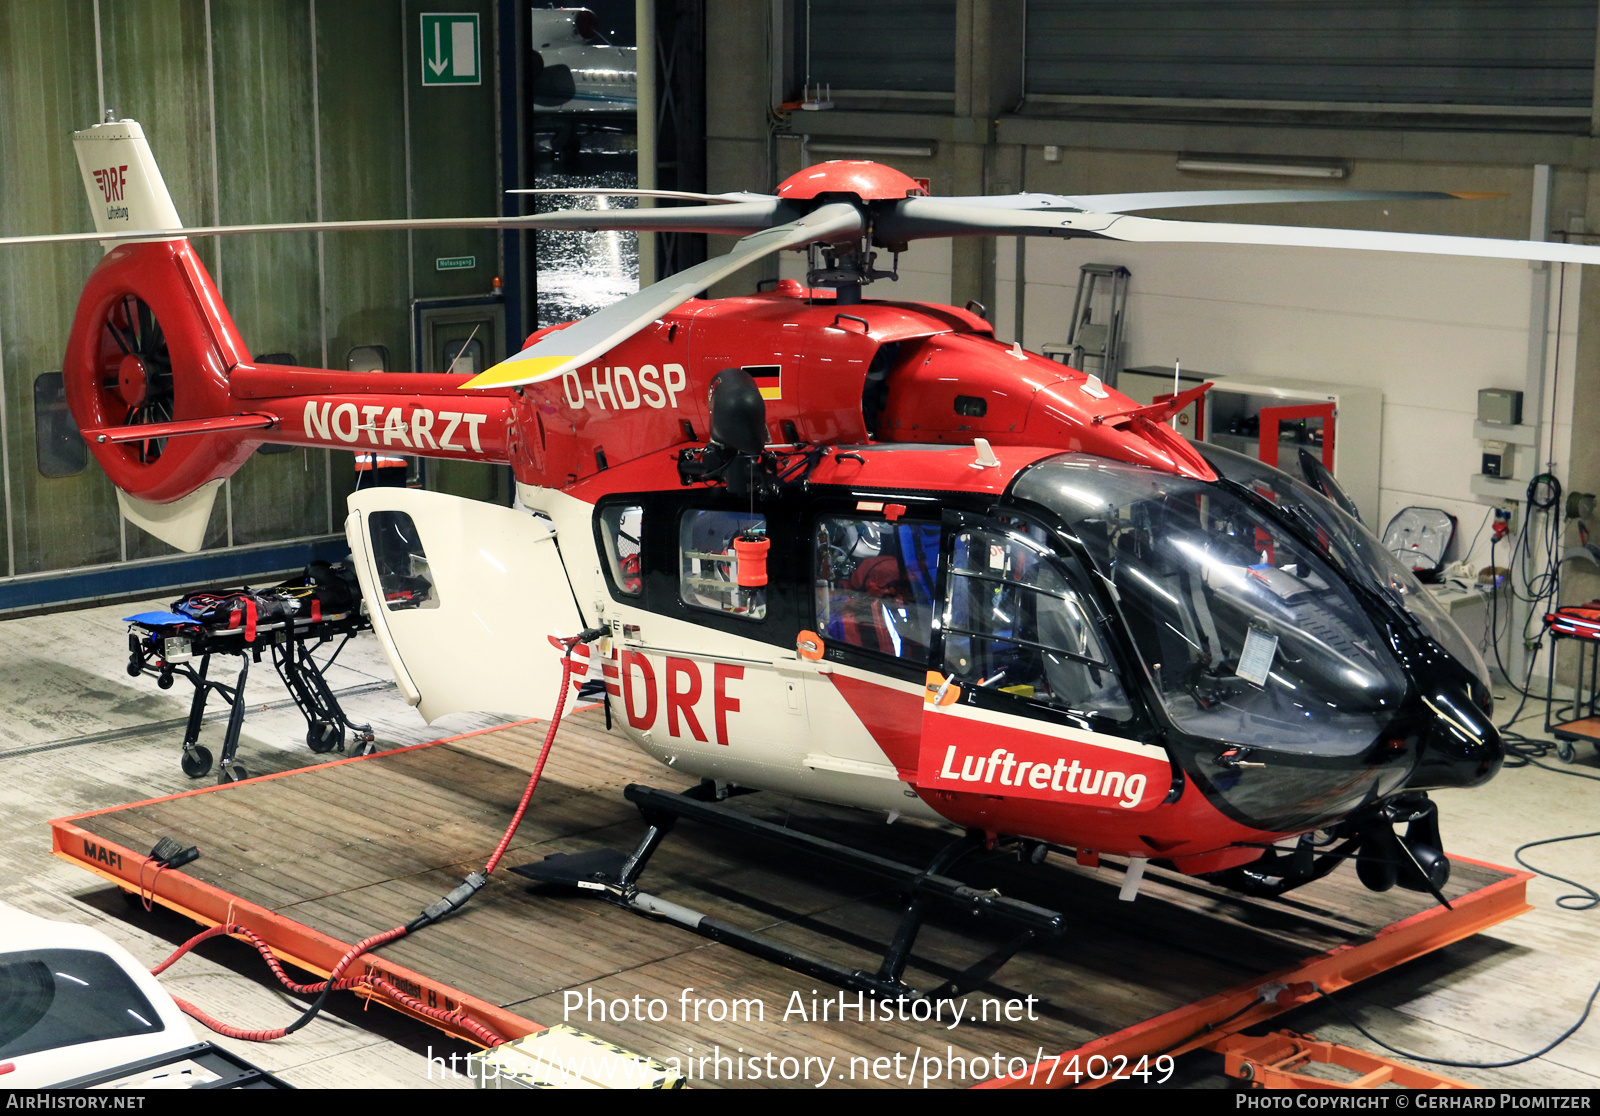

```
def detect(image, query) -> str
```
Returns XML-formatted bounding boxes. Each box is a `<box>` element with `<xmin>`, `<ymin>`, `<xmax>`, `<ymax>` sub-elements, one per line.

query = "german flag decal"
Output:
<box><xmin>744</xmin><ymin>364</ymin><xmax>782</xmax><ymax>401</ymax></box>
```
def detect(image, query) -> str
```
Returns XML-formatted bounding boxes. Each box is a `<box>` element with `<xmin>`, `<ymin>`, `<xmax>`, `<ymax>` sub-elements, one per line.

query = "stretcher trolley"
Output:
<box><xmin>1545</xmin><ymin>602</ymin><xmax>1600</xmax><ymax>762</ymax></box>
<box><xmin>125</xmin><ymin>562</ymin><xmax>377</xmax><ymax>783</ymax></box>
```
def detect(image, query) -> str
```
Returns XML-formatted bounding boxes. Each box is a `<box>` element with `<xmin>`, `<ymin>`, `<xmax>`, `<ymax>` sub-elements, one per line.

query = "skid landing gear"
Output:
<box><xmin>512</xmin><ymin>782</ymin><xmax>1066</xmax><ymax>1001</ymax></box>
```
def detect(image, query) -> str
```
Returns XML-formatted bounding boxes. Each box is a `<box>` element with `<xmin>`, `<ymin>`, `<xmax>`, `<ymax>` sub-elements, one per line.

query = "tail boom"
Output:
<box><xmin>63</xmin><ymin>238</ymin><xmax>513</xmax><ymax>511</ymax></box>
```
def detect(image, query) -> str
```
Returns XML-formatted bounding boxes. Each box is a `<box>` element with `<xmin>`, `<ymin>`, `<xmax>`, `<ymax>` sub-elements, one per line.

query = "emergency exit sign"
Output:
<box><xmin>420</xmin><ymin>13</ymin><xmax>480</xmax><ymax>86</ymax></box>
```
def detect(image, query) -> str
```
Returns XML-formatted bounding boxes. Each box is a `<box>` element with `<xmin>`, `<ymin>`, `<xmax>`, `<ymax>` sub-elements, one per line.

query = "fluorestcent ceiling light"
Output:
<box><xmin>1176</xmin><ymin>158</ymin><xmax>1348</xmax><ymax>179</ymax></box>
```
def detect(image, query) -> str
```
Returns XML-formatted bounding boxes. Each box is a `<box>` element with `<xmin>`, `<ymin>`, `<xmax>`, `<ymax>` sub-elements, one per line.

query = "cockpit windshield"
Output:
<box><xmin>1189</xmin><ymin>440</ymin><xmax>1492</xmax><ymax>695</ymax></box>
<box><xmin>1013</xmin><ymin>454</ymin><xmax>1408</xmax><ymax>756</ymax></box>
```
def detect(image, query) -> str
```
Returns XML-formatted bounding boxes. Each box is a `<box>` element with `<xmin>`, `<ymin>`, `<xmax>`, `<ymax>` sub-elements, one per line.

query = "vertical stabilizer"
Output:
<box><xmin>71</xmin><ymin>119</ymin><xmax>183</xmax><ymax>239</ymax></box>
<box><xmin>116</xmin><ymin>481</ymin><xmax>223</xmax><ymax>553</ymax></box>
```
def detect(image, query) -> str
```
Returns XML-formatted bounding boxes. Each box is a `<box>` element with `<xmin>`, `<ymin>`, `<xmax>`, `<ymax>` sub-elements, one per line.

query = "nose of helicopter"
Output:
<box><xmin>1408</xmin><ymin>681</ymin><xmax>1504</xmax><ymax>790</ymax></box>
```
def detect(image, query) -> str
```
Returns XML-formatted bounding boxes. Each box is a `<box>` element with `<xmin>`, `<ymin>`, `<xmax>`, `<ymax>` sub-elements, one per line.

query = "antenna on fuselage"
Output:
<box><xmin>1172</xmin><ymin>359</ymin><xmax>1181</xmax><ymax>429</ymax></box>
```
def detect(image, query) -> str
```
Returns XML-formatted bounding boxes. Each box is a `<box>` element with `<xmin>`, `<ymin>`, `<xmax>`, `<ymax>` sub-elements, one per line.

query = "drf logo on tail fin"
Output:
<box><xmin>93</xmin><ymin>165</ymin><xmax>129</xmax><ymax>202</ymax></box>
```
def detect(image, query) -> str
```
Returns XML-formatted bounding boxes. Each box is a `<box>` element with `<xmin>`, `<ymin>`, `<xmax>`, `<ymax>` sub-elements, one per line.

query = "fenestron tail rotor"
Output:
<box><xmin>103</xmin><ymin>295</ymin><xmax>174</xmax><ymax>464</ymax></box>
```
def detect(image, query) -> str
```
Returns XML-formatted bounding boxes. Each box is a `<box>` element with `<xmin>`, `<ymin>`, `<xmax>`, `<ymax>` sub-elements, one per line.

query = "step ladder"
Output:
<box><xmin>1043</xmin><ymin>263</ymin><xmax>1130</xmax><ymax>385</ymax></box>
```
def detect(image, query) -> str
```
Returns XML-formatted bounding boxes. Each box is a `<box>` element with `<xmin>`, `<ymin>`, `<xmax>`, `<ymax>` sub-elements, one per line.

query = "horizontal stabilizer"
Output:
<box><xmin>82</xmin><ymin>413</ymin><xmax>277</xmax><ymax>445</ymax></box>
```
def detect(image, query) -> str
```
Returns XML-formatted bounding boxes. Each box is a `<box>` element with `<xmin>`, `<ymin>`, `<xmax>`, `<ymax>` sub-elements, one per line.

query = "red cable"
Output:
<box><xmin>170</xmin><ymin>994</ymin><xmax>292</xmax><ymax>1042</ymax></box>
<box><xmin>484</xmin><ymin>650</ymin><xmax>576</xmax><ymax>875</ymax></box>
<box><xmin>153</xmin><ymin>924</ymin><xmax>375</xmax><ymax>994</ymax></box>
<box><xmin>153</xmin><ymin>640</ymin><xmax>584</xmax><ymax>1046</ymax></box>
<box><xmin>365</xmin><ymin>975</ymin><xmax>505</xmax><ymax>1047</ymax></box>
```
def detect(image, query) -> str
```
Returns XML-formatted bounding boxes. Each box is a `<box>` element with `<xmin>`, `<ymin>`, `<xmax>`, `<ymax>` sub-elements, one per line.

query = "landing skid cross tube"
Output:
<box><xmin>512</xmin><ymin>782</ymin><xmax>1068</xmax><ymax>1001</ymax></box>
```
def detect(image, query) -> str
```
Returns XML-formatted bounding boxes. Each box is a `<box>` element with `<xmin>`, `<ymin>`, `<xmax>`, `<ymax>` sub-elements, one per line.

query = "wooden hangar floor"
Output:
<box><xmin>3</xmin><ymin>597</ymin><xmax>1600</xmax><ymax>1090</ymax></box>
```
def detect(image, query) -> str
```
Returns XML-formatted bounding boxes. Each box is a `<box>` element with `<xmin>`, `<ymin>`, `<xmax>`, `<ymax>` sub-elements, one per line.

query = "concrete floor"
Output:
<box><xmin>1269</xmin><ymin>722</ymin><xmax>1600</xmax><ymax>1090</ymax></box>
<box><xmin>0</xmin><ymin>596</ymin><xmax>507</xmax><ymax>1089</ymax></box>
<box><xmin>4</xmin><ymin>597</ymin><xmax>1600</xmax><ymax>1089</ymax></box>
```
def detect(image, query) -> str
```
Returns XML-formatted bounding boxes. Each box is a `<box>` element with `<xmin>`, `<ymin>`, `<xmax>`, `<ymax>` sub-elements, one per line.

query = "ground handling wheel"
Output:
<box><xmin>180</xmin><ymin>745</ymin><xmax>213</xmax><ymax>778</ymax></box>
<box><xmin>306</xmin><ymin>720</ymin><xmax>344</xmax><ymax>754</ymax></box>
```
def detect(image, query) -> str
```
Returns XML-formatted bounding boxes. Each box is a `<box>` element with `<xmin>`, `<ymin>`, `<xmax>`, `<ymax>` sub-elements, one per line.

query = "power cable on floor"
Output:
<box><xmin>1315</xmin><ymin>979</ymin><xmax>1600</xmax><ymax>1070</ymax></box>
<box><xmin>1514</xmin><ymin>831</ymin><xmax>1600</xmax><ymax>911</ymax></box>
<box><xmin>1491</xmin><ymin>717</ymin><xmax>1600</xmax><ymax>908</ymax></box>
<box><xmin>150</xmin><ymin>630</ymin><xmax>604</xmax><ymax>1046</ymax></box>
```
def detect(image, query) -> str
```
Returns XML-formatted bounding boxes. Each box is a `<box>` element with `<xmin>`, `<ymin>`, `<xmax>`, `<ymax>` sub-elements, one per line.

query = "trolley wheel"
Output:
<box><xmin>156</xmin><ymin>671</ymin><xmax>175</xmax><ymax>690</ymax></box>
<box><xmin>180</xmin><ymin>746</ymin><xmax>213</xmax><ymax>779</ymax></box>
<box><xmin>1559</xmin><ymin>741</ymin><xmax>1577</xmax><ymax>764</ymax></box>
<box><xmin>126</xmin><ymin>658</ymin><xmax>142</xmax><ymax>678</ymax></box>
<box><xmin>217</xmin><ymin>763</ymin><xmax>249</xmax><ymax>785</ymax></box>
<box><xmin>352</xmin><ymin>739</ymin><xmax>378</xmax><ymax>757</ymax></box>
<box><xmin>306</xmin><ymin>721</ymin><xmax>343</xmax><ymax>754</ymax></box>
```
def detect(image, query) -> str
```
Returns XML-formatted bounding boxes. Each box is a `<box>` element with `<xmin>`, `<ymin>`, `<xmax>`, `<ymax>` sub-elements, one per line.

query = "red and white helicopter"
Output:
<box><xmin>11</xmin><ymin>118</ymin><xmax>1590</xmax><ymax>918</ymax></box>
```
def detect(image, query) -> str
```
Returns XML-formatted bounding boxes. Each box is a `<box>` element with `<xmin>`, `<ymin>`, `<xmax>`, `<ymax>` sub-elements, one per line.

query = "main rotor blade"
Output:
<box><xmin>0</xmin><ymin>199</ymin><xmax>792</xmax><ymax>247</ymax></box>
<box><xmin>1092</xmin><ymin>211</ymin><xmax>1600</xmax><ymax>266</ymax></box>
<box><xmin>931</xmin><ymin>188</ymin><xmax>1496</xmax><ymax>214</ymax></box>
<box><xmin>464</xmin><ymin>202</ymin><xmax>865</xmax><ymax>390</ymax></box>
<box><xmin>506</xmin><ymin>187</ymin><xmax>776</xmax><ymax>204</ymax></box>
<box><xmin>877</xmin><ymin>196</ymin><xmax>1600</xmax><ymax>266</ymax></box>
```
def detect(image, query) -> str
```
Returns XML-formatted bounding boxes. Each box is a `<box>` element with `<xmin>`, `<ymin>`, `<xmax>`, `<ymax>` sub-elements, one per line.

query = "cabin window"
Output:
<box><xmin>679</xmin><ymin>509</ymin><xmax>767</xmax><ymax>620</ymax></box>
<box><xmin>367</xmin><ymin>510</ymin><xmax>440</xmax><ymax>611</ymax></box>
<box><xmin>942</xmin><ymin>525</ymin><xmax>1130</xmax><ymax>720</ymax></box>
<box><xmin>598</xmin><ymin>504</ymin><xmax>644</xmax><ymax>597</ymax></box>
<box><xmin>33</xmin><ymin>373</ymin><xmax>86</xmax><ymax>478</ymax></box>
<box><xmin>814</xmin><ymin>516</ymin><xmax>939</xmax><ymax>661</ymax></box>
<box><xmin>346</xmin><ymin>345</ymin><xmax>389</xmax><ymax>372</ymax></box>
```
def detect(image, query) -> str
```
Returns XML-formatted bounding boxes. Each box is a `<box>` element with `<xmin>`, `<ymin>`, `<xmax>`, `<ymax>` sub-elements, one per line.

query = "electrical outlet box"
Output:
<box><xmin>1481</xmin><ymin>441</ymin><xmax>1515</xmax><ymax>478</ymax></box>
<box><xmin>1478</xmin><ymin>388</ymin><xmax>1523</xmax><ymax>427</ymax></box>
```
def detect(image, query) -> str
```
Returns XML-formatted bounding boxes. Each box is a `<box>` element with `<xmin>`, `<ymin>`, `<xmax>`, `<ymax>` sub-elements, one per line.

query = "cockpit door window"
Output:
<box><xmin>814</xmin><ymin>516</ymin><xmax>939</xmax><ymax>663</ymax></box>
<box><xmin>941</xmin><ymin>521</ymin><xmax>1132</xmax><ymax>723</ymax></box>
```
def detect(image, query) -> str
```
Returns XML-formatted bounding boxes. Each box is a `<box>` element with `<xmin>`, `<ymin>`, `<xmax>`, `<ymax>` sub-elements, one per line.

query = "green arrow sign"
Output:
<box><xmin>420</xmin><ymin>13</ymin><xmax>480</xmax><ymax>86</ymax></box>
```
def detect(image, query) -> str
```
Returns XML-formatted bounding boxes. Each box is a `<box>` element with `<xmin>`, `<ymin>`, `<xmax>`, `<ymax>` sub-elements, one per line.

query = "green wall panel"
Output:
<box><xmin>0</xmin><ymin>1</ymin><xmax>119</xmax><ymax>575</ymax></box>
<box><xmin>319</xmin><ymin>0</ymin><xmax>411</xmax><ymax>374</ymax></box>
<box><xmin>1</xmin><ymin>0</ymin><xmax>508</xmax><ymax>586</ymax></box>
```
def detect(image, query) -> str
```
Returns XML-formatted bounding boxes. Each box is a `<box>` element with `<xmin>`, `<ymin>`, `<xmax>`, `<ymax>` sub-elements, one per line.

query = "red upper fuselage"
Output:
<box><xmin>64</xmin><ymin>238</ymin><xmax>1213</xmax><ymax>503</ymax></box>
<box><xmin>505</xmin><ymin>281</ymin><xmax>1214</xmax><ymax>489</ymax></box>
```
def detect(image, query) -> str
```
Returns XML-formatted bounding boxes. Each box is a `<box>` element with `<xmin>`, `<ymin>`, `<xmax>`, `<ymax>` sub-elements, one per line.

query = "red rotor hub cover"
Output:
<box><xmin>776</xmin><ymin>161</ymin><xmax>925</xmax><ymax>201</ymax></box>
<box><xmin>117</xmin><ymin>353</ymin><xmax>148</xmax><ymax>409</ymax></box>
